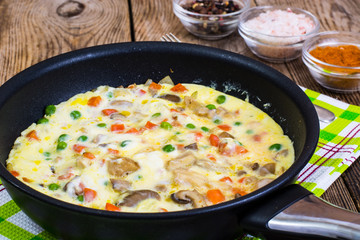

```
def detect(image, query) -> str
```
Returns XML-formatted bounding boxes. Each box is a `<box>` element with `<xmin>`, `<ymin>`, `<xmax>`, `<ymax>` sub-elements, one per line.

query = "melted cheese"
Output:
<box><xmin>7</xmin><ymin>80</ymin><xmax>294</xmax><ymax>212</ymax></box>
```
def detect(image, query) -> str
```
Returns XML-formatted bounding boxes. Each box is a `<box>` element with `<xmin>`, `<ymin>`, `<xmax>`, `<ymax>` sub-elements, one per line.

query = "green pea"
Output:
<box><xmin>48</xmin><ymin>183</ymin><xmax>60</xmax><ymax>191</ymax></box>
<box><xmin>206</xmin><ymin>104</ymin><xmax>216</xmax><ymax>110</ymax></box>
<box><xmin>160</xmin><ymin>121</ymin><xmax>172</xmax><ymax>130</ymax></box>
<box><xmin>152</xmin><ymin>112</ymin><xmax>161</xmax><ymax>118</ymax></box>
<box><xmin>107</xmin><ymin>92</ymin><xmax>113</xmax><ymax>98</ymax></box>
<box><xmin>175</xmin><ymin>132</ymin><xmax>181</xmax><ymax>135</ymax></box>
<box><xmin>234</xmin><ymin>121</ymin><xmax>242</xmax><ymax>126</ymax></box>
<box><xmin>45</xmin><ymin>105</ymin><xmax>56</xmax><ymax>116</ymax></box>
<box><xmin>246</xmin><ymin>129</ymin><xmax>254</xmax><ymax>134</ymax></box>
<box><xmin>43</xmin><ymin>152</ymin><xmax>51</xmax><ymax>157</ymax></box>
<box><xmin>37</xmin><ymin>118</ymin><xmax>49</xmax><ymax>124</ymax></box>
<box><xmin>213</xmin><ymin>119</ymin><xmax>222</xmax><ymax>124</ymax></box>
<box><xmin>97</xmin><ymin>123</ymin><xmax>107</xmax><ymax>128</ymax></box>
<box><xmin>216</xmin><ymin>95</ymin><xmax>226</xmax><ymax>104</ymax></box>
<box><xmin>162</xmin><ymin>144</ymin><xmax>175</xmax><ymax>152</ymax></box>
<box><xmin>269</xmin><ymin>143</ymin><xmax>282</xmax><ymax>151</ymax></box>
<box><xmin>70</xmin><ymin>110</ymin><xmax>81</xmax><ymax>120</ymax></box>
<box><xmin>77</xmin><ymin>195</ymin><xmax>84</xmax><ymax>202</ymax></box>
<box><xmin>186</xmin><ymin>123</ymin><xmax>196</xmax><ymax>129</ymax></box>
<box><xmin>201</xmin><ymin>126</ymin><xmax>209</xmax><ymax>132</ymax></box>
<box><xmin>78</xmin><ymin>135</ymin><xmax>88</xmax><ymax>142</ymax></box>
<box><xmin>57</xmin><ymin>141</ymin><xmax>67</xmax><ymax>150</ymax></box>
<box><xmin>120</xmin><ymin>140</ymin><xmax>131</xmax><ymax>147</ymax></box>
<box><xmin>58</xmin><ymin>134</ymin><xmax>69</xmax><ymax>142</ymax></box>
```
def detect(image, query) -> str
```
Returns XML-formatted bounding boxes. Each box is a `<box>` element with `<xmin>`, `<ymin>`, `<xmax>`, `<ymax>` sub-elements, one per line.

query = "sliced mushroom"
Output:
<box><xmin>251</xmin><ymin>163</ymin><xmax>259</xmax><ymax>171</ymax></box>
<box><xmin>155</xmin><ymin>184</ymin><xmax>167</xmax><ymax>192</ymax></box>
<box><xmin>219</xmin><ymin>131</ymin><xmax>234</xmax><ymax>139</ymax></box>
<box><xmin>259</xmin><ymin>163</ymin><xmax>276</xmax><ymax>176</ymax></box>
<box><xmin>174</xmin><ymin>168</ymin><xmax>209</xmax><ymax>189</ymax></box>
<box><xmin>257</xmin><ymin>178</ymin><xmax>273</xmax><ymax>189</ymax></box>
<box><xmin>275</xmin><ymin>149</ymin><xmax>289</xmax><ymax>160</ymax></box>
<box><xmin>195</xmin><ymin>159</ymin><xmax>226</xmax><ymax>172</ymax></box>
<box><xmin>119</xmin><ymin>190</ymin><xmax>160</xmax><ymax>207</ymax></box>
<box><xmin>110</xmin><ymin>112</ymin><xmax>127</xmax><ymax>120</ymax></box>
<box><xmin>63</xmin><ymin>176</ymin><xmax>83</xmax><ymax>197</ymax></box>
<box><xmin>110</xmin><ymin>100</ymin><xmax>133</xmax><ymax>107</ymax></box>
<box><xmin>107</xmin><ymin>157</ymin><xmax>140</xmax><ymax>177</ymax></box>
<box><xmin>144</xmin><ymin>79</ymin><xmax>153</xmax><ymax>86</ymax></box>
<box><xmin>171</xmin><ymin>190</ymin><xmax>207</xmax><ymax>208</ymax></box>
<box><xmin>237</xmin><ymin>170</ymin><xmax>247</xmax><ymax>177</ymax></box>
<box><xmin>158</xmin><ymin>94</ymin><xmax>181</xmax><ymax>103</ymax></box>
<box><xmin>92</xmin><ymin>134</ymin><xmax>107</xmax><ymax>144</ymax></box>
<box><xmin>184</xmin><ymin>96</ymin><xmax>210</xmax><ymax>117</ymax></box>
<box><xmin>158</xmin><ymin>76</ymin><xmax>174</xmax><ymax>85</ymax></box>
<box><xmin>242</xmin><ymin>176</ymin><xmax>258</xmax><ymax>185</ymax></box>
<box><xmin>166</xmin><ymin>151</ymin><xmax>196</xmax><ymax>171</ymax></box>
<box><xmin>110</xmin><ymin>179</ymin><xmax>131</xmax><ymax>191</ymax></box>
<box><xmin>184</xmin><ymin>143</ymin><xmax>198</xmax><ymax>150</ymax></box>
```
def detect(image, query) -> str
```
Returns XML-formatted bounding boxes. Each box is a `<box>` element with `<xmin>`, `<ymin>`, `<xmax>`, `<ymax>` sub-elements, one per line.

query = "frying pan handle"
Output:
<box><xmin>240</xmin><ymin>184</ymin><xmax>360</xmax><ymax>239</ymax></box>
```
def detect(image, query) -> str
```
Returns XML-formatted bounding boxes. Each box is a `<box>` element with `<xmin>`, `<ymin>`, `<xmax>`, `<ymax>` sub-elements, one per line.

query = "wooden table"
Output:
<box><xmin>0</xmin><ymin>0</ymin><xmax>359</xmax><ymax>214</ymax></box>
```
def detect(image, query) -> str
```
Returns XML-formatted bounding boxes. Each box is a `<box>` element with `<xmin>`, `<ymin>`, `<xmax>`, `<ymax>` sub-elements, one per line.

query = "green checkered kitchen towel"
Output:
<box><xmin>1</xmin><ymin>88</ymin><xmax>360</xmax><ymax>240</ymax></box>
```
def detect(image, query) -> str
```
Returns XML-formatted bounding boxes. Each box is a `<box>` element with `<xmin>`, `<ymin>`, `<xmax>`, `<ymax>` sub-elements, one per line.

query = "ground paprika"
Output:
<box><xmin>309</xmin><ymin>44</ymin><xmax>360</xmax><ymax>67</ymax></box>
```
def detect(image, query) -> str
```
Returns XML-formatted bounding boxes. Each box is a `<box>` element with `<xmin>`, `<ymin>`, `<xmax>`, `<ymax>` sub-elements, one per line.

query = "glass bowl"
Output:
<box><xmin>302</xmin><ymin>31</ymin><xmax>360</xmax><ymax>92</ymax></box>
<box><xmin>173</xmin><ymin>0</ymin><xmax>250</xmax><ymax>40</ymax></box>
<box><xmin>238</xmin><ymin>6</ymin><xmax>320</xmax><ymax>63</ymax></box>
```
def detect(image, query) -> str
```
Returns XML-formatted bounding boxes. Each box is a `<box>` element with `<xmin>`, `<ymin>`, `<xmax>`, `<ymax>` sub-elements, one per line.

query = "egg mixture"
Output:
<box><xmin>6</xmin><ymin>78</ymin><xmax>294</xmax><ymax>212</ymax></box>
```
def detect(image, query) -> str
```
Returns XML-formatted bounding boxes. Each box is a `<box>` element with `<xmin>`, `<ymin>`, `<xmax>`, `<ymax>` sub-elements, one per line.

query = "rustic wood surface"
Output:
<box><xmin>0</xmin><ymin>0</ymin><xmax>359</xmax><ymax>216</ymax></box>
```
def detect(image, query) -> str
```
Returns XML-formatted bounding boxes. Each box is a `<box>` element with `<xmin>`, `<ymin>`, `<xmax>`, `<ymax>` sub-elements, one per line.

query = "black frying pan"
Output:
<box><xmin>0</xmin><ymin>42</ymin><xmax>358</xmax><ymax>240</ymax></box>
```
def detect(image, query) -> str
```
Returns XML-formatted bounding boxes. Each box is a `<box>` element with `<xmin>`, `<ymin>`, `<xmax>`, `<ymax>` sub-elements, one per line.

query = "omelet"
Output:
<box><xmin>6</xmin><ymin>77</ymin><xmax>294</xmax><ymax>213</ymax></box>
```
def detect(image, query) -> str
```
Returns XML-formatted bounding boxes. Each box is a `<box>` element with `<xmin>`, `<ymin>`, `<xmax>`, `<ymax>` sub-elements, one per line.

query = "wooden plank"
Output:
<box><xmin>321</xmin><ymin>177</ymin><xmax>359</xmax><ymax>212</ymax></box>
<box><xmin>0</xmin><ymin>0</ymin><xmax>131</xmax><ymax>86</ymax></box>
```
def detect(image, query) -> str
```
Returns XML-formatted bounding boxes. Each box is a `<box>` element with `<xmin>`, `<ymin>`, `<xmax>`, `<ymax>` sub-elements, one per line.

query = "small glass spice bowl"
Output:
<box><xmin>302</xmin><ymin>31</ymin><xmax>360</xmax><ymax>92</ymax></box>
<box><xmin>238</xmin><ymin>6</ymin><xmax>320</xmax><ymax>63</ymax></box>
<box><xmin>173</xmin><ymin>0</ymin><xmax>250</xmax><ymax>40</ymax></box>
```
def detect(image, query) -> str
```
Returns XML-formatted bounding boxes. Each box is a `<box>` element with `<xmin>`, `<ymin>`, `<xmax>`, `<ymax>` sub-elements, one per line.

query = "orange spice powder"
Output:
<box><xmin>309</xmin><ymin>45</ymin><xmax>360</xmax><ymax>67</ymax></box>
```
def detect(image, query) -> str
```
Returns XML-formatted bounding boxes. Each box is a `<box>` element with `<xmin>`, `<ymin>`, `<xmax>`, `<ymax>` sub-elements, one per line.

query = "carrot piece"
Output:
<box><xmin>87</xmin><ymin>96</ymin><xmax>102</xmax><ymax>107</ymax></box>
<box><xmin>238</xmin><ymin>177</ymin><xmax>246</xmax><ymax>184</ymax></box>
<box><xmin>194</xmin><ymin>132</ymin><xmax>203</xmax><ymax>141</ymax></box>
<box><xmin>253</xmin><ymin>134</ymin><xmax>262</xmax><ymax>142</ymax></box>
<box><xmin>10</xmin><ymin>170</ymin><xmax>20</xmax><ymax>177</ymax></box>
<box><xmin>127</xmin><ymin>84</ymin><xmax>137</xmax><ymax>89</ymax></box>
<box><xmin>26</xmin><ymin>130</ymin><xmax>40</xmax><ymax>141</ymax></box>
<box><xmin>217</xmin><ymin>124</ymin><xmax>231</xmax><ymax>131</ymax></box>
<box><xmin>84</xmin><ymin>188</ymin><xmax>97</xmax><ymax>202</ymax></box>
<box><xmin>58</xmin><ymin>172</ymin><xmax>74</xmax><ymax>180</ymax></box>
<box><xmin>145</xmin><ymin>121</ymin><xmax>157</xmax><ymax>129</ymax></box>
<box><xmin>207</xmin><ymin>154</ymin><xmax>216</xmax><ymax>161</ymax></box>
<box><xmin>219</xmin><ymin>176</ymin><xmax>233</xmax><ymax>183</ymax></box>
<box><xmin>108</xmin><ymin>148</ymin><xmax>119</xmax><ymax>155</ymax></box>
<box><xmin>138</xmin><ymin>89</ymin><xmax>147</xmax><ymax>95</ymax></box>
<box><xmin>160</xmin><ymin>208</ymin><xmax>168</xmax><ymax>212</ymax></box>
<box><xmin>207</xmin><ymin>189</ymin><xmax>225</xmax><ymax>204</ymax></box>
<box><xmin>232</xmin><ymin>188</ymin><xmax>247</xmax><ymax>196</ymax></box>
<box><xmin>22</xmin><ymin>177</ymin><xmax>33</xmax><ymax>183</ymax></box>
<box><xmin>148</xmin><ymin>82</ymin><xmax>162</xmax><ymax>90</ymax></box>
<box><xmin>170</xmin><ymin>83</ymin><xmax>188</xmax><ymax>92</ymax></box>
<box><xmin>83</xmin><ymin>152</ymin><xmax>95</xmax><ymax>159</ymax></box>
<box><xmin>73</xmin><ymin>144</ymin><xmax>86</xmax><ymax>153</ymax></box>
<box><xmin>126</xmin><ymin>128</ymin><xmax>139</xmax><ymax>134</ymax></box>
<box><xmin>209</xmin><ymin>134</ymin><xmax>220</xmax><ymax>147</ymax></box>
<box><xmin>102</xmin><ymin>109</ymin><xmax>118</xmax><ymax>116</ymax></box>
<box><xmin>111</xmin><ymin>124</ymin><xmax>125</xmax><ymax>132</ymax></box>
<box><xmin>235</xmin><ymin>145</ymin><xmax>248</xmax><ymax>154</ymax></box>
<box><xmin>105</xmin><ymin>202</ymin><xmax>121</xmax><ymax>212</ymax></box>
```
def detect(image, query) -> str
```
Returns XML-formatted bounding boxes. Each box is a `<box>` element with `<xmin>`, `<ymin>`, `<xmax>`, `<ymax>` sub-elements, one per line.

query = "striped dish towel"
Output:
<box><xmin>297</xmin><ymin>87</ymin><xmax>360</xmax><ymax>196</ymax></box>
<box><xmin>1</xmin><ymin>88</ymin><xmax>360</xmax><ymax>240</ymax></box>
